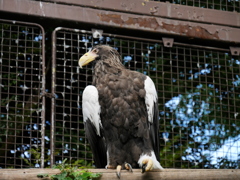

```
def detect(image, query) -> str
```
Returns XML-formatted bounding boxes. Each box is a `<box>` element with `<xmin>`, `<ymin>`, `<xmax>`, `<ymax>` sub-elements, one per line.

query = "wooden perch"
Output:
<box><xmin>0</xmin><ymin>169</ymin><xmax>240</xmax><ymax>180</ymax></box>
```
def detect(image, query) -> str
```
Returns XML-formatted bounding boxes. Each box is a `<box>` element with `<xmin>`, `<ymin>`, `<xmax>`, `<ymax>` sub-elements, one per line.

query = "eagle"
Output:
<box><xmin>79</xmin><ymin>45</ymin><xmax>163</xmax><ymax>178</ymax></box>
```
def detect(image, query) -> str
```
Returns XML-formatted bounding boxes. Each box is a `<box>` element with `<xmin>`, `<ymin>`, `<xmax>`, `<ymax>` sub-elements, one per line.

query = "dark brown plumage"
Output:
<box><xmin>79</xmin><ymin>45</ymin><xmax>163</xmax><ymax>176</ymax></box>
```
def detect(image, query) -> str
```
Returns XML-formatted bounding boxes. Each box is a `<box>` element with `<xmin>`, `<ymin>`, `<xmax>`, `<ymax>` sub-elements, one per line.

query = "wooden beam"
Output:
<box><xmin>0</xmin><ymin>169</ymin><xmax>240</xmax><ymax>180</ymax></box>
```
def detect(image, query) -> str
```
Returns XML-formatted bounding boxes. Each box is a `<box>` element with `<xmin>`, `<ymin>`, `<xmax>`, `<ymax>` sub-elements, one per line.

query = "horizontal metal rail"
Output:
<box><xmin>40</xmin><ymin>0</ymin><xmax>240</xmax><ymax>27</ymax></box>
<box><xmin>0</xmin><ymin>0</ymin><xmax>240</xmax><ymax>43</ymax></box>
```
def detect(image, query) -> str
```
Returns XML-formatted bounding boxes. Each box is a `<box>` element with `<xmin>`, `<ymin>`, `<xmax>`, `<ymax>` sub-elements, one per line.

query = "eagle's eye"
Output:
<box><xmin>92</xmin><ymin>48</ymin><xmax>99</xmax><ymax>54</ymax></box>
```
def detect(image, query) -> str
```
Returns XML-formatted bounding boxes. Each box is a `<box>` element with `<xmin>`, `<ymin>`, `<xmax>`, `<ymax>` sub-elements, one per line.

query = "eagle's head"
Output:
<box><xmin>78</xmin><ymin>45</ymin><xmax>124</xmax><ymax>69</ymax></box>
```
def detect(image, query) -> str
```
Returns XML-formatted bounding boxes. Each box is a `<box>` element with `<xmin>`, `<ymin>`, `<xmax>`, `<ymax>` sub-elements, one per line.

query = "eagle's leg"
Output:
<box><xmin>141</xmin><ymin>159</ymin><xmax>153</xmax><ymax>173</ymax></box>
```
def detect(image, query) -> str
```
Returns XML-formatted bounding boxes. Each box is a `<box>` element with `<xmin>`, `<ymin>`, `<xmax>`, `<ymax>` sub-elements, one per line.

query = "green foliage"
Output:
<box><xmin>21</xmin><ymin>148</ymin><xmax>41</xmax><ymax>167</ymax></box>
<box><xmin>21</xmin><ymin>148</ymin><xmax>53</xmax><ymax>167</ymax></box>
<box><xmin>37</xmin><ymin>159</ymin><xmax>101</xmax><ymax>180</ymax></box>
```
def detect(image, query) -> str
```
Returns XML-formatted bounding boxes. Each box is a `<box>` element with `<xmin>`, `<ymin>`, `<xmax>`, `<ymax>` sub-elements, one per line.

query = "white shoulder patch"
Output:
<box><xmin>82</xmin><ymin>85</ymin><xmax>102</xmax><ymax>136</ymax></box>
<box><xmin>144</xmin><ymin>76</ymin><xmax>158</xmax><ymax>124</ymax></box>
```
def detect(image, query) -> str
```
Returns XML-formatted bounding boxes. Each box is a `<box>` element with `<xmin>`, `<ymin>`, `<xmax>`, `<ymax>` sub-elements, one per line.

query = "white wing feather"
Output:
<box><xmin>82</xmin><ymin>85</ymin><xmax>102</xmax><ymax>136</ymax></box>
<box><xmin>144</xmin><ymin>76</ymin><xmax>158</xmax><ymax>124</ymax></box>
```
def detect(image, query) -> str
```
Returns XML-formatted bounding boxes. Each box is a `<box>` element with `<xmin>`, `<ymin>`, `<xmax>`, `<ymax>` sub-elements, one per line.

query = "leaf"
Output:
<box><xmin>81</xmin><ymin>172</ymin><xmax>91</xmax><ymax>178</ymax></box>
<box><xmin>71</xmin><ymin>171</ymin><xmax>81</xmax><ymax>177</ymax></box>
<box><xmin>90</xmin><ymin>173</ymin><xmax>102</xmax><ymax>178</ymax></box>
<box><xmin>51</xmin><ymin>171</ymin><xmax>68</xmax><ymax>180</ymax></box>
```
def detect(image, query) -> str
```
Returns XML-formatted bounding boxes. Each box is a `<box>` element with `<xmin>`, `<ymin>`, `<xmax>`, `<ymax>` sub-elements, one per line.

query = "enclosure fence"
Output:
<box><xmin>0</xmin><ymin>19</ymin><xmax>46</xmax><ymax>168</ymax></box>
<box><xmin>0</xmin><ymin>18</ymin><xmax>240</xmax><ymax>169</ymax></box>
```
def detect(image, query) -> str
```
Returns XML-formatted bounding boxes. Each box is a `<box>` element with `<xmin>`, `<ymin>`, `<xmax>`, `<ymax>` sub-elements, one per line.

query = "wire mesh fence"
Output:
<box><xmin>153</xmin><ymin>0</ymin><xmax>240</xmax><ymax>12</ymax></box>
<box><xmin>0</xmin><ymin>19</ymin><xmax>239</xmax><ymax>169</ymax></box>
<box><xmin>0</xmin><ymin>20</ymin><xmax>45</xmax><ymax>168</ymax></box>
<box><xmin>51</xmin><ymin>27</ymin><xmax>240</xmax><ymax>169</ymax></box>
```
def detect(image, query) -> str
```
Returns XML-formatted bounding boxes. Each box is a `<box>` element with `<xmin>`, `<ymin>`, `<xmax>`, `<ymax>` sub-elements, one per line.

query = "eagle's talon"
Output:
<box><xmin>125</xmin><ymin>162</ymin><xmax>133</xmax><ymax>172</ymax></box>
<box><xmin>142</xmin><ymin>163</ymin><xmax>147</xmax><ymax>173</ymax></box>
<box><xmin>141</xmin><ymin>159</ymin><xmax>153</xmax><ymax>173</ymax></box>
<box><xmin>116</xmin><ymin>172</ymin><xmax>121</xmax><ymax>179</ymax></box>
<box><xmin>116</xmin><ymin>165</ymin><xmax>122</xmax><ymax>179</ymax></box>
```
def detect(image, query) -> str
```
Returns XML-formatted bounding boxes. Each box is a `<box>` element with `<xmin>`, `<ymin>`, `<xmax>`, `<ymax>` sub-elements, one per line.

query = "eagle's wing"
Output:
<box><xmin>82</xmin><ymin>85</ymin><xmax>107</xmax><ymax>168</ymax></box>
<box><xmin>144</xmin><ymin>76</ymin><xmax>160</xmax><ymax>162</ymax></box>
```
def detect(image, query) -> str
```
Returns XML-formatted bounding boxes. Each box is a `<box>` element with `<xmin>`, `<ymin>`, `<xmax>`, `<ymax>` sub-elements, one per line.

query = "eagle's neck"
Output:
<box><xmin>92</xmin><ymin>60</ymin><xmax>125</xmax><ymax>85</ymax></box>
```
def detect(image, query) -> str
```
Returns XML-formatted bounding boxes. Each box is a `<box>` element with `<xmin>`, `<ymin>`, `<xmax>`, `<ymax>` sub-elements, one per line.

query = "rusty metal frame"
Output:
<box><xmin>0</xmin><ymin>0</ymin><xmax>240</xmax><ymax>43</ymax></box>
<box><xmin>51</xmin><ymin>27</ymin><xmax>232</xmax><ymax>52</ymax></box>
<box><xmin>50</xmin><ymin>26</ymin><xmax>238</xmax><ymax>168</ymax></box>
<box><xmin>44</xmin><ymin>0</ymin><xmax>240</xmax><ymax>27</ymax></box>
<box><xmin>0</xmin><ymin>19</ymin><xmax>46</xmax><ymax>168</ymax></box>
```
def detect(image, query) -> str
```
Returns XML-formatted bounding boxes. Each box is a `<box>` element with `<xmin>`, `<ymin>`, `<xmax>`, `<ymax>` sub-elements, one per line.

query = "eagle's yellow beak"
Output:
<box><xmin>79</xmin><ymin>51</ymin><xmax>98</xmax><ymax>68</ymax></box>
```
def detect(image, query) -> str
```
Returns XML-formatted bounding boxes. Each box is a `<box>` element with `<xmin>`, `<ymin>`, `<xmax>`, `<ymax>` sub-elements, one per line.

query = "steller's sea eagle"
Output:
<box><xmin>79</xmin><ymin>45</ymin><xmax>163</xmax><ymax>178</ymax></box>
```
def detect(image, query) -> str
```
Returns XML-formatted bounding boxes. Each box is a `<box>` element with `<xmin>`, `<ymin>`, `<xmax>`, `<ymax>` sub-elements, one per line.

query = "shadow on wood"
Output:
<box><xmin>0</xmin><ymin>169</ymin><xmax>240</xmax><ymax>180</ymax></box>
